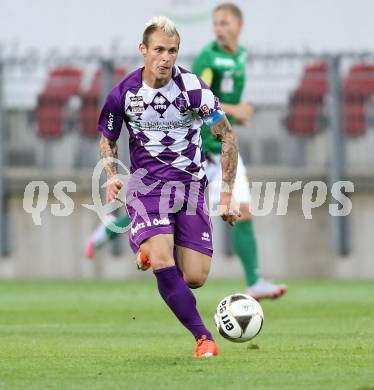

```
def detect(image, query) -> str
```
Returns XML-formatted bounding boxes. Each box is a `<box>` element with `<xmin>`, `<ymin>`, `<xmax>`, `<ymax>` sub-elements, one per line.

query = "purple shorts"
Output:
<box><xmin>126</xmin><ymin>178</ymin><xmax>213</xmax><ymax>257</ymax></box>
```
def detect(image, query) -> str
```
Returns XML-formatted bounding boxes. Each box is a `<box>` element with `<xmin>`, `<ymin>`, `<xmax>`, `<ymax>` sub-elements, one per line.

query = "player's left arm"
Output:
<box><xmin>209</xmin><ymin>116</ymin><xmax>240</xmax><ymax>225</ymax></box>
<box><xmin>209</xmin><ymin>116</ymin><xmax>238</xmax><ymax>191</ymax></box>
<box><xmin>191</xmin><ymin>74</ymin><xmax>239</xmax><ymax>223</ymax></box>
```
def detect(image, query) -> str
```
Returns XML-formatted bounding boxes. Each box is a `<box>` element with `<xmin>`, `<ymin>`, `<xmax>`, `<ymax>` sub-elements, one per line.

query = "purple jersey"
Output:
<box><xmin>98</xmin><ymin>65</ymin><xmax>224</xmax><ymax>184</ymax></box>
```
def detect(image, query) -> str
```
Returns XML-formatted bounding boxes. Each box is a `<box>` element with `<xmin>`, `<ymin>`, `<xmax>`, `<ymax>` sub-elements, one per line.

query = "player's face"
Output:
<box><xmin>140</xmin><ymin>30</ymin><xmax>179</xmax><ymax>82</ymax></box>
<box><xmin>213</xmin><ymin>10</ymin><xmax>242</xmax><ymax>48</ymax></box>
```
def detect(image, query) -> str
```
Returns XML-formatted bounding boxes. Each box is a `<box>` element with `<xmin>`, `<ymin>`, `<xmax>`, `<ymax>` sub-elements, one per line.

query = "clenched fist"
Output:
<box><xmin>106</xmin><ymin>176</ymin><xmax>123</xmax><ymax>203</ymax></box>
<box><xmin>220</xmin><ymin>192</ymin><xmax>240</xmax><ymax>226</ymax></box>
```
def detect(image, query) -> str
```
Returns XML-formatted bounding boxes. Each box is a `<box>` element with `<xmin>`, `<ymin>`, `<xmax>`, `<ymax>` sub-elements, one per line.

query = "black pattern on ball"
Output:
<box><xmin>236</xmin><ymin>315</ymin><xmax>252</xmax><ymax>334</ymax></box>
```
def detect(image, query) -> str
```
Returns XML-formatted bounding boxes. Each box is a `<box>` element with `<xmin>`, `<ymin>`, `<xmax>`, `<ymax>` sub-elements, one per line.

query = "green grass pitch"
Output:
<box><xmin>0</xmin><ymin>279</ymin><xmax>373</xmax><ymax>389</ymax></box>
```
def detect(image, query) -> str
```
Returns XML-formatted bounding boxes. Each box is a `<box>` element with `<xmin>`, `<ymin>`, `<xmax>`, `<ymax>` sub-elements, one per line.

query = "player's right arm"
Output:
<box><xmin>99</xmin><ymin>137</ymin><xmax>123</xmax><ymax>202</ymax></box>
<box><xmin>97</xmin><ymin>90</ymin><xmax>124</xmax><ymax>202</ymax></box>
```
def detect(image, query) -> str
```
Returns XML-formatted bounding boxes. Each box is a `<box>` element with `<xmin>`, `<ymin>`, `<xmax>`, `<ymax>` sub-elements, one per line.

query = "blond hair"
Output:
<box><xmin>143</xmin><ymin>16</ymin><xmax>180</xmax><ymax>47</ymax></box>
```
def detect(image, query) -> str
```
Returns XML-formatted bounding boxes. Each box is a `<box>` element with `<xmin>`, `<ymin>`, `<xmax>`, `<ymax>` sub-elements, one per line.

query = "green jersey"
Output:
<box><xmin>192</xmin><ymin>41</ymin><xmax>247</xmax><ymax>155</ymax></box>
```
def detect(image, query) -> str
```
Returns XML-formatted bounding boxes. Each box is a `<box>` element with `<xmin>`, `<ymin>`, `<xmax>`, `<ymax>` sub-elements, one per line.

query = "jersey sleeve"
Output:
<box><xmin>98</xmin><ymin>87</ymin><xmax>124</xmax><ymax>141</ymax></box>
<box><xmin>192</xmin><ymin>49</ymin><xmax>213</xmax><ymax>87</ymax></box>
<box><xmin>187</xmin><ymin>76</ymin><xmax>225</xmax><ymax>128</ymax></box>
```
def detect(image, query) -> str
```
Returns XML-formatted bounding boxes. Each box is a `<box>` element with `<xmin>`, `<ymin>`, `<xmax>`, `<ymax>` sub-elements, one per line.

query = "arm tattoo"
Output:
<box><xmin>209</xmin><ymin>116</ymin><xmax>238</xmax><ymax>190</ymax></box>
<box><xmin>99</xmin><ymin>136</ymin><xmax>118</xmax><ymax>178</ymax></box>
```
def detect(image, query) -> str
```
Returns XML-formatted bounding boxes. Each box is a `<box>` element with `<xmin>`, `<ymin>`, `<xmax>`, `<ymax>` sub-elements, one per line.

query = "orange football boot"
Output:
<box><xmin>195</xmin><ymin>335</ymin><xmax>219</xmax><ymax>358</ymax></box>
<box><xmin>85</xmin><ymin>240</ymin><xmax>95</xmax><ymax>259</ymax></box>
<box><xmin>136</xmin><ymin>250</ymin><xmax>151</xmax><ymax>271</ymax></box>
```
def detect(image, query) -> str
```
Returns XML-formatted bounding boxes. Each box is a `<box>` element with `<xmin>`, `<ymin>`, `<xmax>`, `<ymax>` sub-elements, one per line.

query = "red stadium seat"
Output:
<box><xmin>342</xmin><ymin>63</ymin><xmax>374</xmax><ymax>137</ymax></box>
<box><xmin>36</xmin><ymin>67</ymin><xmax>83</xmax><ymax>138</ymax></box>
<box><xmin>80</xmin><ymin>67</ymin><xmax>126</xmax><ymax>137</ymax></box>
<box><xmin>287</xmin><ymin>104</ymin><xmax>324</xmax><ymax>136</ymax></box>
<box><xmin>343</xmin><ymin>104</ymin><xmax>366</xmax><ymax>137</ymax></box>
<box><xmin>304</xmin><ymin>63</ymin><xmax>328</xmax><ymax>74</ymax></box>
<box><xmin>287</xmin><ymin>62</ymin><xmax>374</xmax><ymax>138</ymax></box>
<box><xmin>286</xmin><ymin>62</ymin><xmax>328</xmax><ymax>136</ymax></box>
<box><xmin>349</xmin><ymin>64</ymin><xmax>374</xmax><ymax>75</ymax></box>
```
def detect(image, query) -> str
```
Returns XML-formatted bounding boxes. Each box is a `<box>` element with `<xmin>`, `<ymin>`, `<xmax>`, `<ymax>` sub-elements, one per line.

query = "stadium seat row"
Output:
<box><xmin>37</xmin><ymin>64</ymin><xmax>374</xmax><ymax>139</ymax></box>
<box><xmin>36</xmin><ymin>67</ymin><xmax>126</xmax><ymax>138</ymax></box>
<box><xmin>286</xmin><ymin>63</ymin><xmax>374</xmax><ymax>137</ymax></box>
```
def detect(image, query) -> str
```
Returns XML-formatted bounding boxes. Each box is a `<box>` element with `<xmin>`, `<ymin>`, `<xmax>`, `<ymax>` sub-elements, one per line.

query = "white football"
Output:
<box><xmin>214</xmin><ymin>293</ymin><xmax>264</xmax><ymax>343</ymax></box>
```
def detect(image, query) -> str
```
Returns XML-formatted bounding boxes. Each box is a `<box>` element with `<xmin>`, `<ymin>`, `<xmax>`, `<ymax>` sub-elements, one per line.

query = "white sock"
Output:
<box><xmin>91</xmin><ymin>225</ymin><xmax>109</xmax><ymax>248</ymax></box>
<box><xmin>90</xmin><ymin>215</ymin><xmax>116</xmax><ymax>249</ymax></box>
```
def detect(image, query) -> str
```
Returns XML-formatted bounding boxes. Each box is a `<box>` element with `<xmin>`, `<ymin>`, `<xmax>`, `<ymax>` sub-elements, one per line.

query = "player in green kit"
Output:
<box><xmin>85</xmin><ymin>214</ymin><xmax>130</xmax><ymax>258</ymax></box>
<box><xmin>192</xmin><ymin>3</ymin><xmax>287</xmax><ymax>300</ymax></box>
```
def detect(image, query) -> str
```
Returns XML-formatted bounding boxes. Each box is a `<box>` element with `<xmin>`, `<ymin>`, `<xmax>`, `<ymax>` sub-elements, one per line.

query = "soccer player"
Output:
<box><xmin>85</xmin><ymin>214</ymin><xmax>130</xmax><ymax>258</ymax></box>
<box><xmin>98</xmin><ymin>16</ymin><xmax>239</xmax><ymax>357</ymax></box>
<box><xmin>86</xmin><ymin>3</ymin><xmax>287</xmax><ymax>301</ymax></box>
<box><xmin>192</xmin><ymin>3</ymin><xmax>287</xmax><ymax>300</ymax></box>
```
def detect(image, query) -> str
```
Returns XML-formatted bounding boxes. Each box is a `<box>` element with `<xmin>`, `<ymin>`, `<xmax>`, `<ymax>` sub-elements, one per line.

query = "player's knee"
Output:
<box><xmin>140</xmin><ymin>236</ymin><xmax>174</xmax><ymax>269</ymax></box>
<box><xmin>186</xmin><ymin>279</ymin><xmax>204</xmax><ymax>289</ymax></box>
<box><xmin>185</xmin><ymin>274</ymin><xmax>208</xmax><ymax>289</ymax></box>
<box><xmin>141</xmin><ymin>247</ymin><xmax>173</xmax><ymax>269</ymax></box>
<box><xmin>151</xmin><ymin>256</ymin><xmax>174</xmax><ymax>269</ymax></box>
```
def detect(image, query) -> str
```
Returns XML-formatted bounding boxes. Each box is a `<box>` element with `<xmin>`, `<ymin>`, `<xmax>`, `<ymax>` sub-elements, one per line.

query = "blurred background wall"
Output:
<box><xmin>2</xmin><ymin>0</ymin><xmax>374</xmax><ymax>55</ymax></box>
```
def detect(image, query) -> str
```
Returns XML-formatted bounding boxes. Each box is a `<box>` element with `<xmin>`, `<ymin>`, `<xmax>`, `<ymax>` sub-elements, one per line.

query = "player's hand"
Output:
<box><xmin>233</xmin><ymin>102</ymin><xmax>253</xmax><ymax>125</ymax></box>
<box><xmin>106</xmin><ymin>176</ymin><xmax>123</xmax><ymax>203</ymax></box>
<box><xmin>220</xmin><ymin>192</ymin><xmax>240</xmax><ymax>226</ymax></box>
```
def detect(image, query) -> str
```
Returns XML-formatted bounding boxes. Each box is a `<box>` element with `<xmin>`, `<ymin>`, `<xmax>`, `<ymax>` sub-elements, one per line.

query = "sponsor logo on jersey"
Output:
<box><xmin>200</xmin><ymin>104</ymin><xmax>211</xmax><ymax>116</ymax></box>
<box><xmin>214</xmin><ymin>57</ymin><xmax>235</xmax><ymax>68</ymax></box>
<box><xmin>131</xmin><ymin>221</ymin><xmax>145</xmax><ymax>235</ymax></box>
<box><xmin>152</xmin><ymin>217</ymin><xmax>170</xmax><ymax>226</ymax></box>
<box><xmin>175</xmin><ymin>96</ymin><xmax>188</xmax><ymax>112</ymax></box>
<box><xmin>153</xmin><ymin>95</ymin><xmax>167</xmax><ymax>110</ymax></box>
<box><xmin>130</xmin><ymin>96</ymin><xmax>145</xmax><ymax>113</ymax></box>
<box><xmin>131</xmin><ymin>217</ymin><xmax>170</xmax><ymax>235</ymax></box>
<box><xmin>107</xmin><ymin>112</ymin><xmax>114</xmax><ymax>130</ymax></box>
<box><xmin>132</xmin><ymin>117</ymin><xmax>194</xmax><ymax>132</ymax></box>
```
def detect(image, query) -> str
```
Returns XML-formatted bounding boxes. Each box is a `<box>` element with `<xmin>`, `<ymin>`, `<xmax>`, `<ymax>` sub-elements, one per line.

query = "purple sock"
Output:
<box><xmin>153</xmin><ymin>265</ymin><xmax>213</xmax><ymax>341</ymax></box>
